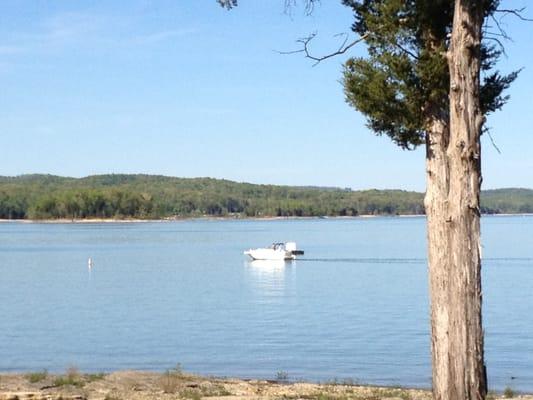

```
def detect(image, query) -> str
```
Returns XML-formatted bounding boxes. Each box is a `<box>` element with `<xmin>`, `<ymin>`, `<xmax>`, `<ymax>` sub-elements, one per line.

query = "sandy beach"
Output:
<box><xmin>0</xmin><ymin>370</ymin><xmax>530</xmax><ymax>400</ymax></box>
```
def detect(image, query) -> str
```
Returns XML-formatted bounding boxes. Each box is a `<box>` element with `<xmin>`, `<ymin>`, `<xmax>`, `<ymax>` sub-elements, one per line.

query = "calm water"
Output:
<box><xmin>0</xmin><ymin>216</ymin><xmax>532</xmax><ymax>392</ymax></box>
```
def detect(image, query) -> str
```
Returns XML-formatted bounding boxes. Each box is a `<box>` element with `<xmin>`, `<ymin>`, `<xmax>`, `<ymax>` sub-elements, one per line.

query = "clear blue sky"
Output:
<box><xmin>0</xmin><ymin>1</ymin><xmax>531</xmax><ymax>191</ymax></box>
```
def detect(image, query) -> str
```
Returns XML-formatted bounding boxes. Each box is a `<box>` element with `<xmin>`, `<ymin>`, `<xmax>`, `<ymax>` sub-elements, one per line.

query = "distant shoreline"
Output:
<box><xmin>0</xmin><ymin>215</ymin><xmax>407</xmax><ymax>224</ymax></box>
<box><xmin>3</xmin><ymin>174</ymin><xmax>532</xmax><ymax>221</ymax></box>
<box><xmin>1</xmin><ymin>213</ymin><xmax>532</xmax><ymax>224</ymax></box>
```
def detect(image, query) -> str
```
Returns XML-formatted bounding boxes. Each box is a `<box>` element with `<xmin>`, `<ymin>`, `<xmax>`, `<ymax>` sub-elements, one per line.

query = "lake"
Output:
<box><xmin>0</xmin><ymin>216</ymin><xmax>532</xmax><ymax>392</ymax></box>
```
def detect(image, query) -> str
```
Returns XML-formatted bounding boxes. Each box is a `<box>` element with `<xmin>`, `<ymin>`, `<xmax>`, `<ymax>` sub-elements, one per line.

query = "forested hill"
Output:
<box><xmin>0</xmin><ymin>174</ymin><xmax>531</xmax><ymax>220</ymax></box>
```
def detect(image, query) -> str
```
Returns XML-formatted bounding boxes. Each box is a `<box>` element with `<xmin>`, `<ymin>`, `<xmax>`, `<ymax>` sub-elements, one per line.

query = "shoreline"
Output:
<box><xmin>0</xmin><ymin>215</ymin><xmax>417</xmax><ymax>224</ymax></box>
<box><xmin>0</xmin><ymin>370</ymin><xmax>529</xmax><ymax>400</ymax></box>
<box><xmin>1</xmin><ymin>213</ymin><xmax>532</xmax><ymax>224</ymax></box>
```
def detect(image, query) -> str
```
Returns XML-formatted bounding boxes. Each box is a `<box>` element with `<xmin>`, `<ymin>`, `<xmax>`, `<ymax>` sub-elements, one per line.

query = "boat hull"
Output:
<box><xmin>243</xmin><ymin>248</ymin><xmax>295</xmax><ymax>261</ymax></box>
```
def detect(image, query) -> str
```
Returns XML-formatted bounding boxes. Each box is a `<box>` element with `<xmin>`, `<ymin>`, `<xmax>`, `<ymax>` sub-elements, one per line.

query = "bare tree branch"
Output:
<box><xmin>482</xmin><ymin>126</ymin><xmax>502</xmax><ymax>154</ymax></box>
<box><xmin>394</xmin><ymin>41</ymin><xmax>420</xmax><ymax>61</ymax></box>
<box><xmin>494</xmin><ymin>7</ymin><xmax>533</xmax><ymax>22</ymax></box>
<box><xmin>482</xmin><ymin>6</ymin><xmax>532</xmax><ymax>48</ymax></box>
<box><xmin>481</xmin><ymin>9</ymin><xmax>523</xmax><ymax>57</ymax></box>
<box><xmin>284</xmin><ymin>0</ymin><xmax>320</xmax><ymax>16</ymax></box>
<box><xmin>489</xmin><ymin>15</ymin><xmax>511</xmax><ymax>40</ymax></box>
<box><xmin>483</xmin><ymin>27</ymin><xmax>511</xmax><ymax>41</ymax></box>
<box><xmin>483</xmin><ymin>35</ymin><xmax>508</xmax><ymax>56</ymax></box>
<box><xmin>277</xmin><ymin>32</ymin><xmax>369</xmax><ymax>66</ymax></box>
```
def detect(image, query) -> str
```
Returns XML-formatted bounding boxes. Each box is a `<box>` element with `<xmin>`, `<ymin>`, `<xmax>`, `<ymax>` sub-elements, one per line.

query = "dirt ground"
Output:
<box><xmin>0</xmin><ymin>370</ymin><xmax>530</xmax><ymax>400</ymax></box>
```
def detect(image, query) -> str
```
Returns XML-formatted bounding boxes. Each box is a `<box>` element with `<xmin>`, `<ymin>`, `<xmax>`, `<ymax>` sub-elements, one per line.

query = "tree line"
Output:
<box><xmin>0</xmin><ymin>174</ymin><xmax>531</xmax><ymax>219</ymax></box>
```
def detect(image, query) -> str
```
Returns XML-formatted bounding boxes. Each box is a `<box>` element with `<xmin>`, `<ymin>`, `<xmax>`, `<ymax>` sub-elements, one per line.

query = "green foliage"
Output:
<box><xmin>86</xmin><ymin>372</ymin><xmax>106</xmax><ymax>382</ymax></box>
<box><xmin>53</xmin><ymin>366</ymin><xmax>84</xmax><ymax>387</ymax></box>
<box><xmin>342</xmin><ymin>0</ymin><xmax>518</xmax><ymax>148</ymax></box>
<box><xmin>481</xmin><ymin>189</ymin><xmax>533</xmax><ymax>214</ymax></box>
<box><xmin>25</xmin><ymin>369</ymin><xmax>48</xmax><ymax>383</ymax></box>
<box><xmin>0</xmin><ymin>174</ymin><xmax>531</xmax><ymax>219</ymax></box>
<box><xmin>503</xmin><ymin>386</ymin><xmax>516</xmax><ymax>398</ymax></box>
<box><xmin>373</xmin><ymin>387</ymin><xmax>411</xmax><ymax>399</ymax></box>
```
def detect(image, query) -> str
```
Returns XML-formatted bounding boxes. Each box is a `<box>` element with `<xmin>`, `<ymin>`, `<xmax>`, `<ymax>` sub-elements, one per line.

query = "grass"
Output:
<box><xmin>24</xmin><ymin>367</ymin><xmax>104</xmax><ymax>387</ymax></box>
<box><xmin>374</xmin><ymin>387</ymin><xmax>411</xmax><ymax>399</ymax></box>
<box><xmin>180</xmin><ymin>388</ymin><xmax>203</xmax><ymax>400</ymax></box>
<box><xmin>23</xmin><ymin>367</ymin><xmax>106</xmax><ymax>390</ymax></box>
<box><xmin>487</xmin><ymin>392</ymin><xmax>497</xmax><ymax>400</ymax></box>
<box><xmin>86</xmin><ymin>372</ymin><xmax>106</xmax><ymax>382</ymax></box>
<box><xmin>325</xmin><ymin>377</ymin><xmax>359</xmax><ymax>386</ymax></box>
<box><xmin>156</xmin><ymin>363</ymin><xmax>233</xmax><ymax>397</ymax></box>
<box><xmin>504</xmin><ymin>386</ymin><xmax>516</xmax><ymax>398</ymax></box>
<box><xmin>53</xmin><ymin>366</ymin><xmax>84</xmax><ymax>388</ymax></box>
<box><xmin>25</xmin><ymin>369</ymin><xmax>48</xmax><ymax>383</ymax></box>
<box><xmin>159</xmin><ymin>365</ymin><xmax>184</xmax><ymax>394</ymax></box>
<box><xmin>281</xmin><ymin>393</ymin><xmax>342</xmax><ymax>400</ymax></box>
<box><xmin>315</xmin><ymin>393</ymin><xmax>343</xmax><ymax>400</ymax></box>
<box><xmin>280</xmin><ymin>385</ymin><xmax>416</xmax><ymax>400</ymax></box>
<box><xmin>198</xmin><ymin>382</ymin><xmax>232</xmax><ymax>397</ymax></box>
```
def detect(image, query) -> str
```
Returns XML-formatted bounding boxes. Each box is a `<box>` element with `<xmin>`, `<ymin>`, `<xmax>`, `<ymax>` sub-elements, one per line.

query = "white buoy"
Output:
<box><xmin>88</xmin><ymin>257</ymin><xmax>93</xmax><ymax>269</ymax></box>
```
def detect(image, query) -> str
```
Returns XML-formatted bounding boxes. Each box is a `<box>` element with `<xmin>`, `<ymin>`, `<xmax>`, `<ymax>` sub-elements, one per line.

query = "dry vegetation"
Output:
<box><xmin>0</xmin><ymin>370</ymin><xmax>531</xmax><ymax>400</ymax></box>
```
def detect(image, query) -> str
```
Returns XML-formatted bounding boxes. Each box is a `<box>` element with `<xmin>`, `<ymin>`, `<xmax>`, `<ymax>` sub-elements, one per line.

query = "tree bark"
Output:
<box><xmin>425</xmin><ymin>1</ymin><xmax>487</xmax><ymax>399</ymax></box>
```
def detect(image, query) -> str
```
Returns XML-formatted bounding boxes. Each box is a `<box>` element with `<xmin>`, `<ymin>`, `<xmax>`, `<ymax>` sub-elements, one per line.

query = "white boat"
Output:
<box><xmin>243</xmin><ymin>242</ymin><xmax>304</xmax><ymax>261</ymax></box>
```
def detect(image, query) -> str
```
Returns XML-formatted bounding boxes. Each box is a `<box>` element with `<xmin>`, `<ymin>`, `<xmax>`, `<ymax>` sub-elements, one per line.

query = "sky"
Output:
<box><xmin>0</xmin><ymin>1</ymin><xmax>532</xmax><ymax>191</ymax></box>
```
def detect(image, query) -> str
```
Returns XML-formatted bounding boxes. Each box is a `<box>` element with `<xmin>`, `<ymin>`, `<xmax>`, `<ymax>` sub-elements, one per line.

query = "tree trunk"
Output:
<box><xmin>425</xmin><ymin>1</ymin><xmax>487</xmax><ymax>399</ymax></box>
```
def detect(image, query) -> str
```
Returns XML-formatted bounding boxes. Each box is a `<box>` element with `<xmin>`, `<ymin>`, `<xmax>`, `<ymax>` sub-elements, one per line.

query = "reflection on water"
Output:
<box><xmin>248</xmin><ymin>259</ymin><xmax>289</xmax><ymax>270</ymax></box>
<box><xmin>244</xmin><ymin>260</ymin><xmax>296</xmax><ymax>304</ymax></box>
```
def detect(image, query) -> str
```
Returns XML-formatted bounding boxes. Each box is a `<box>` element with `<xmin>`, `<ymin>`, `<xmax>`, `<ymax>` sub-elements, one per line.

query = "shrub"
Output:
<box><xmin>86</xmin><ymin>372</ymin><xmax>106</xmax><ymax>382</ymax></box>
<box><xmin>25</xmin><ymin>369</ymin><xmax>48</xmax><ymax>383</ymax></box>
<box><xmin>276</xmin><ymin>370</ymin><xmax>289</xmax><ymax>382</ymax></box>
<box><xmin>504</xmin><ymin>386</ymin><xmax>516</xmax><ymax>398</ymax></box>
<box><xmin>54</xmin><ymin>366</ymin><xmax>83</xmax><ymax>387</ymax></box>
<box><xmin>159</xmin><ymin>367</ymin><xmax>183</xmax><ymax>394</ymax></box>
